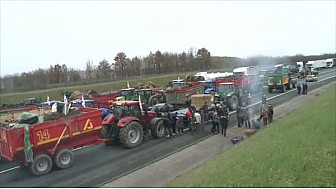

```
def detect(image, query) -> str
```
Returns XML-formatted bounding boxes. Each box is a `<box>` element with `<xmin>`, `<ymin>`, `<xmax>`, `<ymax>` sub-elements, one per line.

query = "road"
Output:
<box><xmin>0</xmin><ymin>68</ymin><xmax>335</xmax><ymax>187</ymax></box>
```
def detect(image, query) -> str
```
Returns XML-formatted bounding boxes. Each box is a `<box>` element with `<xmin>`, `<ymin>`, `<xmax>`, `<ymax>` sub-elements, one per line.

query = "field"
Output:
<box><xmin>168</xmin><ymin>84</ymin><xmax>336</xmax><ymax>187</ymax></box>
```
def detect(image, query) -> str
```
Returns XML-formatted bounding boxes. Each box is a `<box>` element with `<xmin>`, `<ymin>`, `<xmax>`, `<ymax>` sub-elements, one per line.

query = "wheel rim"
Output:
<box><xmin>156</xmin><ymin>121</ymin><xmax>165</xmax><ymax>135</ymax></box>
<box><xmin>36</xmin><ymin>159</ymin><xmax>48</xmax><ymax>172</ymax></box>
<box><xmin>60</xmin><ymin>152</ymin><xmax>71</xmax><ymax>165</ymax></box>
<box><xmin>231</xmin><ymin>96</ymin><xmax>238</xmax><ymax>110</ymax></box>
<box><xmin>128</xmin><ymin>127</ymin><xmax>140</xmax><ymax>144</ymax></box>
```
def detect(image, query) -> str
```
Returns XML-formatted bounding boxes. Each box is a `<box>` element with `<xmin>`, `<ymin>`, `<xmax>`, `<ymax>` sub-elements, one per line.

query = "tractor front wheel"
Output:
<box><xmin>228</xmin><ymin>95</ymin><xmax>239</xmax><ymax>111</ymax></box>
<box><xmin>151</xmin><ymin>119</ymin><xmax>166</xmax><ymax>138</ymax></box>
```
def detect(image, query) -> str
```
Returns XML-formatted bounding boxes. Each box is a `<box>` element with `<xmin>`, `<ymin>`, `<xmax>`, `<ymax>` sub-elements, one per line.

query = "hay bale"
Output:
<box><xmin>87</xmin><ymin>90</ymin><xmax>101</xmax><ymax>98</ymax></box>
<box><xmin>243</xmin><ymin>129</ymin><xmax>256</xmax><ymax>138</ymax></box>
<box><xmin>191</xmin><ymin>94</ymin><xmax>212</xmax><ymax>110</ymax></box>
<box><xmin>70</xmin><ymin>91</ymin><xmax>89</xmax><ymax>100</ymax></box>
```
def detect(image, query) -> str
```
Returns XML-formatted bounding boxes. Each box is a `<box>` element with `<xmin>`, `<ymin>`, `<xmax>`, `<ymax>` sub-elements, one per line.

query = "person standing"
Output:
<box><xmin>218</xmin><ymin>103</ymin><xmax>229</xmax><ymax>137</ymax></box>
<box><xmin>202</xmin><ymin>102</ymin><xmax>209</xmax><ymax>122</ymax></box>
<box><xmin>177</xmin><ymin>115</ymin><xmax>184</xmax><ymax>134</ymax></box>
<box><xmin>297</xmin><ymin>83</ymin><xmax>301</xmax><ymax>94</ymax></box>
<box><xmin>242</xmin><ymin>106</ymin><xmax>251</xmax><ymax>128</ymax></box>
<box><xmin>154</xmin><ymin>106</ymin><xmax>161</xmax><ymax>117</ymax></box>
<box><xmin>165</xmin><ymin>112</ymin><xmax>172</xmax><ymax>137</ymax></box>
<box><xmin>186</xmin><ymin>108</ymin><xmax>195</xmax><ymax>134</ymax></box>
<box><xmin>304</xmin><ymin>82</ymin><xmax>308</xmax><ymax>94</ymax></box>
<box><xmin>268</xmin><ymin>104</ymin><xmax>274</xmax><ymax>124</ymax></box>
<box><xmin>171</xmin><ymin>112</ymin><xmax>178</xmax><ymax>135</ymax></box>
<box><xmin>302</xmin><ymin>81</ymin><xmax>306</xmax><ymax>95</ymax></box>
<box><xmin>211</xmin><ymin>111</ymin><xmax>220</xmax><ymax>134</ymax></box>
<box><xmin>236</xmin><ymin>106</ymin><xmax>243</xmax><ymax>128</ymax></box>
<box><xmin>262</xmin><ymin>108</ymin><xmax>268</xmax><ymax>126</ymax></box>
<box><xmin>194</xmin><ymin>111</ymin><xmax>202</xmax><ymax>132</ymax></box>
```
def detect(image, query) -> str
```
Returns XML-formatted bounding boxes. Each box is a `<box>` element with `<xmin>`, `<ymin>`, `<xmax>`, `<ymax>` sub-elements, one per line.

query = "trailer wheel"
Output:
<box><xmin>30</xmin><ymin>154</ymin><xmax>52</xmax><ymax>176</ymax></box>
<box><xmin>151</xmin><ymin>119</ymin><xmax>166</xmax><ymax>138</ymax></box>
<box><xmin>119</xmin><ymin>121</ymin><xmax>144</xmax><ymax>149</ymax></box>
<box><xmin>54</xmin><ymin>149</ymin><xmax>74</xmax><ymax>169</ymax></box>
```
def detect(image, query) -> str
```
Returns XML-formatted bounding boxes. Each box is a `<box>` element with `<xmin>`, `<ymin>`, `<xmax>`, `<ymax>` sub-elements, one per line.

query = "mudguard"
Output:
<box><xmin>204</xmin><ymin>88</ymin><xmax>215</xmax><ymax>94</ymax></box>
<box><xmin>117</xmin><ymin>117</ymin><xmax>141</xmax><ymax>128</ymax></box>
<box><xmin>102</xmin><ymin>115</ymin><xmax>116</xmax><ymax>125</ymax></box>
<box><xmin>214</xmin><ymin>92</ymin><xmax>220</xmax><ymax>97</ymax></box>
<box><xmin>226</xmin><ymin>92</ymin><xmax>233</xmax><ymax>97</ymax></box>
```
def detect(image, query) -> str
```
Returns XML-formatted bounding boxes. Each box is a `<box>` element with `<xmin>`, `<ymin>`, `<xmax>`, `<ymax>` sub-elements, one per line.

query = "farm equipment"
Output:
<box><xmin>115</xmin><ymin>88</ymin><xmax>137</xmax><ymax>101</ymax></box>
<box><xmin>133</xmin><ymin>88</ymin><xmax>166</xmax><ymax>107</ymax></box>
<box><xmin>0</xmin><ymin>107</ymin><xmax>105</xmax><ymax>176</ymax></box>
<box><xmin>165</xmin><ymin>83</ymin><xmax>204</xmax><ymax>106</ymax></box>
<box><xmin>214</xmin><ymin>83</ymin><xmax>248</xmax><ymax>111</ymax></box>
<box><xmin>267</xmin><ymin>72</ymin><xmax>296</xmax><ymax>93</ymax></box>
<box><xmin>100</xmin><ymin>101</ymin><xmax>170</xmax><ymax>148</ymax></box>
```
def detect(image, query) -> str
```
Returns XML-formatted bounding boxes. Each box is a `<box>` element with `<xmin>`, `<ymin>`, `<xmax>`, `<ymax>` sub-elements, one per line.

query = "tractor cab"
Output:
<box><xmin>110</xmin><ymin>101</ymin><xmax>143</xmax><ymax>121</ymax></box>
<box><xmin>116</xmin><ymin>88</ymin><xmax>136</xmax><ymax>101</ymax></box>
<box><xmin>199</xmin><ymin>80</ymin><xmax>216</xmax><ymax>94</ymax></box>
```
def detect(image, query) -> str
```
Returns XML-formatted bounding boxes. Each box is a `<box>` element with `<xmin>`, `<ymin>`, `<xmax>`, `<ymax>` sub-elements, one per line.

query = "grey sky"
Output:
<box><xmin>1</xmin><ymin>1</ymin><xmax>335</xmax><ymax>76</ymax></box>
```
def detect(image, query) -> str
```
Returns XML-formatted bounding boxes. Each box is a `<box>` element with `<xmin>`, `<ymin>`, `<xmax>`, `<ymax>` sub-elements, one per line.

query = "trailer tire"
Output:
<box><xmin>30</xmin><ymin>154</ymin><xmax>52</xmax><ymax>176</ymax></box>
<box><xmin>54</xmin><ymin>149</ymin><xmax>74</xmax><ymax>169</ymax></box>
<box><xmin>119</xmin><ymin>121</ymin><xmax>144</xmax><ymax>149</ymax></box>
<box><xmin>228</xmin><ymin>95</ymin><xmax>239</xmax><ymax>111</ymax></box>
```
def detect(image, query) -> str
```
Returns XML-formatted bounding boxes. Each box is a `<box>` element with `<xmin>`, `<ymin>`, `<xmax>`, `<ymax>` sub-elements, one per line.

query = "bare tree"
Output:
<box><xmin>85</xmin><ymin>59</ymin><xmax>94</xmax><ymax>80</ymax></box>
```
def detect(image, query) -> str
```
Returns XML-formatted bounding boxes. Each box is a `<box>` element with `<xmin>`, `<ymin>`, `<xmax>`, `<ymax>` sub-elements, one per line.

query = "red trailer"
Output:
<box><xmin>90</xmin><ymin>92</ymin><xmax>120</xmax><ymax>109</ymax></box>
<box><xmin>0</xmin><ymin>107</ymin><xmax>105</xmax><ymax>176</ymax></box>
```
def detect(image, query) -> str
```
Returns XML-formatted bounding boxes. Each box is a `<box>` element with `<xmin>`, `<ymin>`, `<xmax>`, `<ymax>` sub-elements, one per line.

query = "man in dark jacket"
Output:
<box><xmin>218</xmin><ymin>103</ymin><xmax>229</xmax><ymax>137</ymax></box>
<box><xmin>171</xmin><ymin>112</ymin><xmax>178</xmax><ymax>135</ymax></box>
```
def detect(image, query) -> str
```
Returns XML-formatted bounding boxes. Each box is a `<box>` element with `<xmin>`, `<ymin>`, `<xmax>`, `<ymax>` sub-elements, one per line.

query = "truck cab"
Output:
<box><xmin>116</xmin><ymin>88</ymin><xmax>136</xmax><ymax>101</ymax></box>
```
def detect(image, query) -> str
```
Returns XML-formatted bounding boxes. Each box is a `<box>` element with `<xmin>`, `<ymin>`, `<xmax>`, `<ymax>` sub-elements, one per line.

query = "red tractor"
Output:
<box><xmin>100</xmin><ymin>101</ymin><xmax>169</xmax><ymax>149</ymax></box>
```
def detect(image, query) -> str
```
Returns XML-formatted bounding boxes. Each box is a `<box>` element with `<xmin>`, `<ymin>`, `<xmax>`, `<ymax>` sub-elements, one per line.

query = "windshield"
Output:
<box><xmin>120</xmin><ymin>90</ymin><xmax>134</xmax><ymax>96</ymax></box>
<box><xmin>111</xmin><ymin>104</ymin><xmax>141</xmax><ymax>119</ymax></box>
<box><xmin>218</xmin><ymin>84</ymin><xmax>234</xmax><ymax>93</ymax></box>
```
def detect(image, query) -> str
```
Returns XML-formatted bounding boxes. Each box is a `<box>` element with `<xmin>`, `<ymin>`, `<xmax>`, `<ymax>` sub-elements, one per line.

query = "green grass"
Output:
<box><xmin>168</xmin><ymin>84</ymin><xmax>336</xmax><ymax>187</ymax></box>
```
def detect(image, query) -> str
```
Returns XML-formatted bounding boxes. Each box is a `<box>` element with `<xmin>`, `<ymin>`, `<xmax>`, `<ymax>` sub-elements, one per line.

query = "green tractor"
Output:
<box><xmin>133</xmin><ymin>89</ymin><xmax>162</xmax><ymax>106</ymax></box>
<box><xmin>116</xmin><ymin>88</ymin><xmax>163</xmax><ymax>107</ymax></box>
<box><xmin>115</xmin><ymin>88</ymin><xmax>137</xmax><ymax>101</ymax></box>
<box><xmin>213</xmin><ymin>83</ymin><xmax>248</xmax><ymax>111</ymax></box>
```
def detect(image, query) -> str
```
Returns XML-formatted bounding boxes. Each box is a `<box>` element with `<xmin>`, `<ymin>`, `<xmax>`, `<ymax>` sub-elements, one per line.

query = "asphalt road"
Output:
<box><xmin>0</xmin><ymin>68</ymin><xmax>335</xmax><ymax>187</ymax></box>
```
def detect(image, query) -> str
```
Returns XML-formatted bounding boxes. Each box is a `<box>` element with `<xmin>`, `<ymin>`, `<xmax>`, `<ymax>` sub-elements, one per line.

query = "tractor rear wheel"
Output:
<box><xmin>54</xmin><ymin>149</ymin><xmax>74</xmax><ymax>169</ymax></box>
<box><xmin>151</xmin><ymin>119</ymin><xmax>166</xmax><ymax>138</ymax></box>
<box><xmin>119</xmin><ymin>121</ymin><xmax>144</xmax><ymax>149</ymax></box>
<box><xmin>30</xmin><ymin>154</ymin><xmax>52</xmax><ymax>176</ymax></box>
<box><xmin>228</xmin><ymin>95</ymin><xmax>239</xmax><ymax>111</ymax></box>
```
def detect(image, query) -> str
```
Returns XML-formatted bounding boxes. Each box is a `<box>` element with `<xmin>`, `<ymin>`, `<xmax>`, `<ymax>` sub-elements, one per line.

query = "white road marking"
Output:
<box><xmin>0</xmin><ymin>166</ymin><xmax>20</xmax><ymax>174</ymax></box>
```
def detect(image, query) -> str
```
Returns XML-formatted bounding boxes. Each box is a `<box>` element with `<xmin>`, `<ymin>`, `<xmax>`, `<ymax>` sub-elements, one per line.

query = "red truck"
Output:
<box><xmin>89</xmin><ymin>92</ymin><xmax>120</xmax><ymax>109</ymax></box>
<box><xmin>165</xmin><ymin>83</ymin><xmax>205</xmax><ymax>106</ymax></box>
<box><xmin>0</xmin><ymin>107</ymin><xmax>106</xmax><ymax>176</ymax></box>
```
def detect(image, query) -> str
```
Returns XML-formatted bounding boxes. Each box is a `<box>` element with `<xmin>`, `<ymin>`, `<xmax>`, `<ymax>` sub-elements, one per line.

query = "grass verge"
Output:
<box><xmin>168</xmin><ymin>84</ymin><xmax>336</xmax><ymax>187</ymax></box>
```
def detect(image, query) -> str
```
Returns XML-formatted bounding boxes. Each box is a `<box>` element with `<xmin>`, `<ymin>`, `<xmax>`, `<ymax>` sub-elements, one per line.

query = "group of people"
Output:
<box><xmin>154</xmin><ymin>100</ymin><xmax>274</xmax><ymax>138</ymax></box>
<box><xmin>297</xmin><ymin>82</ymin><xmax>308</xmax><ymax>94</ymax></box>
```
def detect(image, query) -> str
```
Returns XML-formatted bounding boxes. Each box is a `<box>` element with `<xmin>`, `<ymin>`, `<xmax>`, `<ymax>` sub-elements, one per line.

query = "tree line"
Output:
<box><xmin>1</xmin><ymin>48</ymin><xmax>212</xmax><ymax>93</ymax></box>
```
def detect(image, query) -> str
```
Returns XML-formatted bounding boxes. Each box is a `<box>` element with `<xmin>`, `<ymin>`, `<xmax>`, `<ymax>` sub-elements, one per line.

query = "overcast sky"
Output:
<box><xmin>1</xmin><ymin>1</ymin><xmax>335</xmax><ymax>76</ymax></box>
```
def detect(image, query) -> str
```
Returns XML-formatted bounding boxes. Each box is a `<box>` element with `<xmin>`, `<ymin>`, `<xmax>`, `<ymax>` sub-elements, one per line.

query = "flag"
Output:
<box><xmin>127</xmin><ymin>81</ymin><xmax>130</xmax><ymax>88</ymax></box>
<box><xmin>64</xmin><ymin>94</ymin><xmax>68</xmax><ymax>104</ymax></box>
<box><xmin>81</xmin><ymin>95</ymin><xmax>86</xmax><ymax>107</ymax></box>
<box><xmin>138</xmin><ymin>95</ymin><xmax>143</xmax><ymax>110</ymax></box>
<box><xmin>47</xmin><ymin>95</ymin><xmax>50</xmax><ymax>106</ymax></box>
